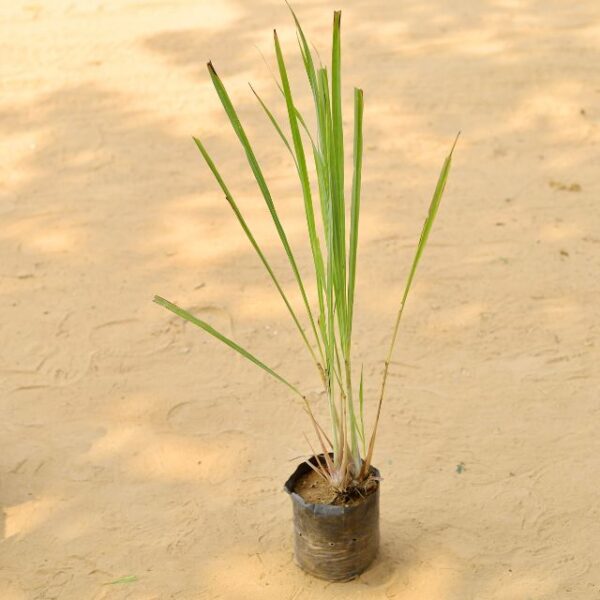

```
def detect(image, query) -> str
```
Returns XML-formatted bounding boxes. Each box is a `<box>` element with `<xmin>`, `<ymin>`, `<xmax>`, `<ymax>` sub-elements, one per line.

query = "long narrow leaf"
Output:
<box><xmin>358</xmin><ymin>366</ymin><xmax>365</xmax><ymax>450</ymax></box>
<box><xmin>386</xmin><ymin>132</ymin><xmax>460</xmax><ymax>361</ymax></box>
<box><xmin>331</xmin><ymin>11</ymin><xmax>344</xmax><ymax>199</ymax></box>
<box><xmin>273</xmin><ymin>31</ymin><xmax>327</xmax><ymax>362</ymax></box>
<box><xmin>286</xmin><ymin>6</ymin><xmax>336</xmax><ymax>361</ymax></box>
<box><xmin>286</xmin><ymin>2</ymin><xmax>320</xmax><ymax>118</ymax></box>
<box><xmin>207</xmin><ymin>62</ymin><xmax>325</xmax><ymax>365</ymax></box>
<box><xmin>330</xmin><ymin>12</ymin><xmax>347</xmax><ymax>352</ymax></box>
<box><xmin>154</xmin><ymin>295</ymin><xmax>304</xmax><ymax>398</ymax></box>
<box><xmin>251</xmin><ymin>83</ymin><xmax>332</xmax><ymax>355</ymax></box>
<box><xmin>249</xmin><ymin>84</ymin><xmax>297</xmax><ymax>167</ymax></box>
<box><xmin>346</xmin><ymin>87</ymin><xmax>364</xmax><ymax>348</ymax></box>
<box><xmin>362</xmin><ymin>133</ymin><xmax>459</xmax><ymax>477</ymax></box>
<box><xmin>317</xmin><ymin>67</ymin><xmax>332</xmax><ymax>247</ymax></box>
<box><xmin>191</xmin><ymin>136</ymin><xmax>324</xmax><ymax>377</ymax></box>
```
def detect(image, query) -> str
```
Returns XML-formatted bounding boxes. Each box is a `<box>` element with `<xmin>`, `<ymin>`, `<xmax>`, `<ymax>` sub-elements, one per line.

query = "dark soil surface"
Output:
<box><xmin>294</xmin><ymin>469</ymin><xmax>379</xmax><ymax>507</ymax></box>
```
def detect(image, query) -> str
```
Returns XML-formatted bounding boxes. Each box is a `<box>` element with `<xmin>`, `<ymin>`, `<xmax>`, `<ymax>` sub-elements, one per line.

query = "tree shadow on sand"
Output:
<box><xmin>1</xmin><ymin>0</ymin><xmax>598</xmax><ymax>597</ymax></box>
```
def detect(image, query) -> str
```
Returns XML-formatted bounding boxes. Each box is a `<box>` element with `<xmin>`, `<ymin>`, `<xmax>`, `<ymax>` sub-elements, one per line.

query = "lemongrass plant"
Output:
<box><xmin>154</xmin><ymin>6</ymin><xmax>457</xmax><ymax>497</ymax></box>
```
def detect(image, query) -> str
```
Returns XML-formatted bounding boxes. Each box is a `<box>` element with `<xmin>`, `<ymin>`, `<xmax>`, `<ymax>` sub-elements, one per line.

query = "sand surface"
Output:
<box><xmin>1</xmin><ymin>0</ymin><xmax>599</xmax><ymax>598</ymax></box>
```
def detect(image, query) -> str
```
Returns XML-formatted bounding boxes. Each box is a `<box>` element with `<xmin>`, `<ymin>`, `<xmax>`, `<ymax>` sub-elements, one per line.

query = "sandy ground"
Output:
<box><xmin>1</xmin><ymin>0</ymin><xmax>599</xmax><ymax>598</ymax></box>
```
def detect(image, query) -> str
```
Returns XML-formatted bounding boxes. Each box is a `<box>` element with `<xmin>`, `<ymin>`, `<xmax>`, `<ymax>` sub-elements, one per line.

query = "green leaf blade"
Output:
<box><xmin>104</xmin><ymin>575</ymin><xmax>138</xmax><ymax>586</ymax></box>
<box><xmin>363</xmin><ymin>134</ymin><xmax>459</xmax><ymax>477</ymax></box>
<box><xmin>347</xmin><ymin>87</ymin><xmax>364</xmax><ymax>347</ymax></box>
<box><xmin>153</xmin><ymin>295</ymin><xmax>304</xmax><ymax>399</ymax></box>
<box><xmin>192</xmin><ymin>135</ymin><xmax>323</xmax><ymax>371</ymax></box>
<box><xmin>206</xmin><ymin>61</ymin><xmax>325</xmax><ymax>366</ymax></box>
<box><xmin>273</xmin><ymin>30</ymin><xmax>327</xmax><ymax>361</ymax></box>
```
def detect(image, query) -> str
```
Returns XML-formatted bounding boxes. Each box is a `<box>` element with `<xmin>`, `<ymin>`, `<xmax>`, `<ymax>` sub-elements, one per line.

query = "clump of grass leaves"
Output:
<box><xmin>154</xmin><ymin>5</ymin><xmax>458</xmax><ymax>496</ymax></box>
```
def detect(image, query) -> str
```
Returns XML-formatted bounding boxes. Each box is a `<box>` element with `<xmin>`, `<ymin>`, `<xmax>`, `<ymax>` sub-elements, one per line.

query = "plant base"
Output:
<box><xmin>284</xmin><ymin>455</ymin><xmax>380</xmax><ymax>582</ymax></box>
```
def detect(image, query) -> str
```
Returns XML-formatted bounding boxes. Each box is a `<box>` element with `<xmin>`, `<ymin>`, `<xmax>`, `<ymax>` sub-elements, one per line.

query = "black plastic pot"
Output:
<box><xmin>284</xmin><ymin>455</ymin><xmax>380</xmax><ymax>581</ymax></box>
